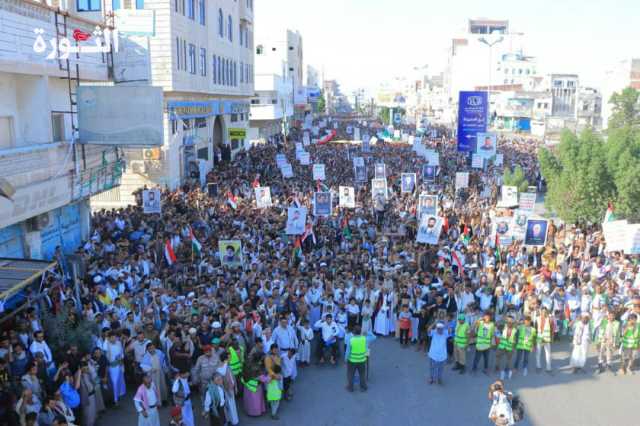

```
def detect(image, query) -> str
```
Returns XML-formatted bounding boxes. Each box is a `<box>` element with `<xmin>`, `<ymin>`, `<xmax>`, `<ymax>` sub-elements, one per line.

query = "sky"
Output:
<box><xmin>254</xmin><ymin>0</ymin><xmax>640</xmax><ymax>94</ymax></box>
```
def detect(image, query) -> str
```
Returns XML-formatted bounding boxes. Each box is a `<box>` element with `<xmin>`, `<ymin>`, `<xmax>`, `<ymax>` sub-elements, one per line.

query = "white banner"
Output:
<box><xmin>455</xmin><ymin>172</ymin><xmax>469</xmax><ymax>190</ymax></box>
<box><xmin>471</xmin><ymin>154</ymin><xmax>484</xmax><ymax>169</ymax></box>
<box><xmin>501</xmin><ymin>186</ymin><xmax>518</xmax><ymax>206</ymax></box>
<box><xmin>281</xmin><ymin>163</ymin><xmax>293</xmax><ymax>178</ymax></box>
<box><xmin>603</xmin><ymin>220</ymin><xmax>629</xmax><ymax>252</ymax></box>
<box><xmin>313</xmin><ymin>164</ymin><xmax>326</xmax><ymax>181</ymax></box>
<box><xmin>254</xmin><ymin>186</ymin><xmax>272</xmax><ymax>208</ymax></box>
<box><xmin>518</xmin><ymin>192</ymin><xmax>537</xmax><ymax>212</ymax></box>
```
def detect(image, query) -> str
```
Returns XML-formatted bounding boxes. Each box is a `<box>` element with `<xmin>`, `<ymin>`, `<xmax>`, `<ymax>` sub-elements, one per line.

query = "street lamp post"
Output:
<box><xmin>479</xmin><ymin>34</ymin><xmax>504</xmax><ymax>129</ymax></box>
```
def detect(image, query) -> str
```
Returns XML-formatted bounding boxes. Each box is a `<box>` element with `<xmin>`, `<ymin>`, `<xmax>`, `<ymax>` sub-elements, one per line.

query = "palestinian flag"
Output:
<box><xmin>189</xmin><ymin>226</ymin><xmax>202</xmax><ymax>257</ymax></box>
<box><xmin>292</xmin><ymin>236</ymin><xmax>303</xmax><ymax>259</ymax></box>
<box><xmin>164</xmin><ymin>240</ymin><xmax>177</xmax><ymax>265</ymax></box>
<box><xmin>462</xmin><ymin>224</ymin><xmax>471</xmax><ymax>246</ymax></box>
<box><xmin>604</xmin><ymin>202</ymin><xmax>616</xmax><ymax>223</ymax></box>
<box><xmin>341</xmin><ymin>215</ymin><xmax>352</xmax><ymax>240</ymax></box>
<box><xmin>227</xmin><ymin>191</ymin><xmax>238</xmax><ymax>210</ymax></box>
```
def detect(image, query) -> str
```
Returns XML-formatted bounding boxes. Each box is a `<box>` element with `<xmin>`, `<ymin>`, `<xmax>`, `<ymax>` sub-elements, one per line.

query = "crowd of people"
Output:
<box><xmin>0</xmin><ymin>118</ymin><xmax>639</xmax><ymax>426</ymax></box>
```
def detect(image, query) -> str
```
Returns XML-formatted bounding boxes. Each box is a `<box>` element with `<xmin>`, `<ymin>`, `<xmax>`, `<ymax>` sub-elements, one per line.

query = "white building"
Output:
<box><xmin>601</xmin><ymin>58</ymin><xmax>640</xmax><ymax>129</ymax></box>
<box><xmin>249</xmin><ymin>30</ymin><xmax>304</xmax><ymax>141</ymax></box>
<box><xmin>0</xmin><ymin>0</ymin><xmax>122</xmax><ymax>260</ymax></box>
<box><xmin>93</xmin><ymin>0</ymin><xmax>255</xmax><ymax>208</ymax></box>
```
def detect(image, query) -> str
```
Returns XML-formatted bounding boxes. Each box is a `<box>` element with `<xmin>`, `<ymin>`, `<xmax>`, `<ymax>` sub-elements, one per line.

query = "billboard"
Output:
<box><xmin>457</xmin><ymin>91</ymin><xmax>488</xmax><ymax>152</ymax></box>
<box><xmin>78</xmin><ymin>86</ymin><xmax>163</xmax><ymax>145</ymax></box>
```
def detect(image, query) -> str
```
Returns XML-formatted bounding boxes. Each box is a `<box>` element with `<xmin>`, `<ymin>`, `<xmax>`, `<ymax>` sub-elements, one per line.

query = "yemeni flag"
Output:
<box><xmin>604</xmin><ymin>202</ymin><xmax>616</xmax><ymax>223</ymax></box>
<box><xmin>227</xmin><ymin>191</ymin><xmax>238</xmax><ymax>210</ymax></box>
<box><xmin>164</xmin><ymin>240</ymin><xmax>177</xmax><ymax>265</ymax></box>
<box><xmin>341</xmin><ymin>215</ymin><xmax>352</xmax><ymax>240</ymax></box>
<box><xmin>189</xmin><ymin>226</ymin><xmax>202</xmax><ymax>257</ymax></box>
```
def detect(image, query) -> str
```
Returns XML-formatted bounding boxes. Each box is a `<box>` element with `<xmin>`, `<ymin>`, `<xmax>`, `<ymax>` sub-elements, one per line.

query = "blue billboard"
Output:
<box><xmin>457</xmin><ymin>91</ymin><xmax>488</xmax><ymax>152</ymax></box>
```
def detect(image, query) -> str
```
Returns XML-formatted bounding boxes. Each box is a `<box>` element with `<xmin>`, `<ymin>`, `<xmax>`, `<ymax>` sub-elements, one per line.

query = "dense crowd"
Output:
<box><xmin>0</xmin><ymin>120</ymin><xmax>639</xmax><ymax>426</ymax></box>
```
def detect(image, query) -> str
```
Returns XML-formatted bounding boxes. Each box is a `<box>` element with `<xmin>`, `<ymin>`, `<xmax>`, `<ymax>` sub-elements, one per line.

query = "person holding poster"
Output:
<box><xmin>286</xmin><ymin>207</ymin><xmax>307</xmax><ymax>235</ymax></box>
<box><xmin>218</xmin><ymin>240</ymin><xmax>243</xmax><ymax>267</ymax></box>
<box><xmin>525</xmin><ymin>219</ymin><xmax>548</xmax><ymax>246</ymax></box>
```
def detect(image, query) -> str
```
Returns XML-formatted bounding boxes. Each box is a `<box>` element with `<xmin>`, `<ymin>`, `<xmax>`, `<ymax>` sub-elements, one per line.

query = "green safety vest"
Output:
<box><xmin>475</xmin><ymin>321</ymin><xmax>494</xmax><ymax>351</ymax></box>
<box><xmin>348</xmin><ymin>336</ymin><xmax>367</xmax><ymax>363</ymax></box>
<box><xmin>516</xmin><ymin>325</ymin><xmax>535</xmax><ymax>351</ymax></box>
<box><xmin>266</xmin><ymin>379</ymin><xmax>282</xmax><ymax>402</ymax></box>
<box><xmin>536</xmin><ymin>319</ymin><xmax>552</xmax><ymax>344</ymax></box>
<box><xmin>622</xmin><ymin>324</ymin><xmax>640</xmax><ymax>349</ymax></box>
<box><xmin>229</xmin><ymin>347</ymin><xmax>243</xmax><ymax>376</ymax></box>
<box><xmin>454</xmin><ymin>323</ymin><xmax>469</xmax><ymax>348</ymax></box>
<box><xmin>497</xmin><ymin>326</ymin><xmax>517</xmax><ymax>352</ymax></box>
<box><xmin>596</xmin><ymin>319</ymin><xmax>620</xmax><ymax>345</ymax></box>
<box><xmin>241</xmin><ymin>377</ymin><xmax>258</xmax><ymax>393</ymax></box>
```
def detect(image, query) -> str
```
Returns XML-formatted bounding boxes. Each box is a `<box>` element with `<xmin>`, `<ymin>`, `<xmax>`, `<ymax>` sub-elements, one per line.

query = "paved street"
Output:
<box><xmin>98</xmin><ymin>337</ymin><xmax>638</xmax><ymax>426</ymax></box>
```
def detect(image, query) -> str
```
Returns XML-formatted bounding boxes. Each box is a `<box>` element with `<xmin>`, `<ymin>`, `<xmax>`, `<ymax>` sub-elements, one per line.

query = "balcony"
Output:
<box><xmin>250</xmin><ymin>104</ymin><xmax>287</xmax><ymax>121</ymax></box>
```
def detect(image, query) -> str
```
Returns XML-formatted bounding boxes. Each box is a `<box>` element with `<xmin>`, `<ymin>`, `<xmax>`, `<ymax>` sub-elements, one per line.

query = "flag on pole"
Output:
<box><xmin>227</xmin><ymin>191</ymin><xmax>238</xmax><ymax>210</ymax></box>
<box><xmin>292</xmin><ymin>236</ymin><xmax>303</xmax><ymax>259</ymax></box>
<box><xmin>189</xmin><ymin>226</ymin><xmax>202</xmax><ymax>257</ymax></box>
<box><xmin>164</xmin><ymin>240</ymin><xmax>177</xmax><ymax>265</ymax></box>
<box><xmin>452</xmin><ymin>250</ymin><xmax>465</xmax><ymax>277</ymax></box>
<box><xmin>302</xmin><ymin>223</ymin><xmax>316</xmax><ymax>245</ymax></box>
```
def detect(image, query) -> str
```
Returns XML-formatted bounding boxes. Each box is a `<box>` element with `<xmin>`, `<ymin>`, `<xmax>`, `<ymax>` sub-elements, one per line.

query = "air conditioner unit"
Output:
<box><xmin>130</xmin><ymin>160</ymin><xmax>146</xmax><ymax>175</ymax></box>
<box><xmin>143</xmin><ymin>148</ymin><xmax>161</xmax><ymax>160</ymax></box>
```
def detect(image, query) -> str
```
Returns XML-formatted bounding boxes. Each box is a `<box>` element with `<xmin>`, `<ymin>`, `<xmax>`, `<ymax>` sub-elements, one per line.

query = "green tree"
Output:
<box><xmin>43</xmin><ymin>308</ymin><xmax>98</xmax><ymax>358</ymax></box>
<box><xmin>502</xmin><ymin>165</ymin><xmax>530</xmax><ymax>192</ymax></box>
<box><xmin>317</xmin><ymin>91</ymin><xmax>326</xmax><ymax>114</ymax></box>
<box><xmin>608</xmin><ymin>87</ymin><xmax>640</xmax><ymax>130</ymax></box>
<box><xmin>378</xmin><ymin>106</ymin><xmax>390</xmax><ymax>125</ymax></box>
<box><xmin>539</xmin><ymin>129</ymin><xmax>615</xmax><ymax>223</ymax></box>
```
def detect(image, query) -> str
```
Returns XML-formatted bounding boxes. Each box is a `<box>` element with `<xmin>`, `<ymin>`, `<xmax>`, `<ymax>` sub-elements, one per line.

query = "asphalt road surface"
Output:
<box><xmin>98</xmin><ymin>337</ymin><xmax>638</xmax><ymax>426</ymax></box>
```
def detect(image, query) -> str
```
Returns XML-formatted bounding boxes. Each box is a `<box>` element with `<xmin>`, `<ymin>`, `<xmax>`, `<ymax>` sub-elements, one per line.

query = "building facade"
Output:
<box><xmin>0</xmin><ymin>0</ymin><xmax>122</xmax><ymax>260</ymax></box>
<box><xmin>601</xmin><ymin>58</ymin><xmax>640</xmax><ymax>129</ymax></box>
<box><xmin>92</xmin><ymin>0</ymin><xmax>255</xmax><ymax>208</ymax></box>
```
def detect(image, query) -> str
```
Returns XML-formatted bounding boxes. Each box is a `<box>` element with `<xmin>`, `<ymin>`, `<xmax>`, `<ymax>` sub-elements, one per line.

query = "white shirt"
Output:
<box><xmin>314</xmin><ymin>320</ymin><xmax>339</xmax><ymax>343</ymax></box>
<box><xmin>203</xmin><ymin>385</ymin><xmax>225</xmax><ymax>413</ymax></box>
<box><xmin>29</xmin><ymin>340</ymin><xmax>53</xmax><ymax>364</ymax></box>
<box><xmin>134</xmin><ymin>385</ymin><xmax>158</xmax><ymax>412</ymax></box>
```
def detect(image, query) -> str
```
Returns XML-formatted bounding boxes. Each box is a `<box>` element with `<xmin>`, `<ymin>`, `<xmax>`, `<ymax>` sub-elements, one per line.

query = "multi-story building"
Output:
<box><xmin>550</xmin><ymin>74</ymin><xmax>578</xmax><ymax>118</ymax></box>
<box><xmin>0</xmin><ymin>0</ymin><xmax>122</xmax><ymax>259</ymax></box>
<box><xmin>305</xmin><ymin>65</ymin><xmax>321</xmax><ymax>113</ymax></box>
<box><xmin>577</xmin><ymin>87</ymin><xmax>602</xmax><ymax>131</ymax></box>
<box><xmin>93</xmin><ymin>0</ymin><xmax>255</xmax><ymax>208</ymax></box>
<box><xmin>601</xmin><ymin>58</ymin><xmax>640</xmax><ymax>129</ymax></box>
<box><xmin>248</xmin><ymin>30</ymin><xmax>304</xmax><ymax>141</ymax></box>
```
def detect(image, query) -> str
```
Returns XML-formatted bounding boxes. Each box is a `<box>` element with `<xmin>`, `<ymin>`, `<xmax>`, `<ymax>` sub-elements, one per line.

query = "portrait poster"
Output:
<box><xmin>313</xmin><ymin>192</ymin><xmax>332</xmax><ymax>216</ymax></box>
<box><xmin>339</xmin><ymin>186</ymin><xmax>356</xmax><ymax>208</ymax></box>
<box><xmin>416</xmin><ymin>215</ymin><xmax>443</xmax><ymax>245</ymax></box>
<box><xmin>422</xmin><ymin>164</ymin><xmax>436</xmax><ymax>181</ymax></box>
<box><xmin>375</xmin><ymin>163</ymin><xmax>386</xmax><ymax>179</ymax></box>
<box><xmin>142</xmin><ymin>188</ymin><xmax>161</xmax><ymax>214</ymax></box>
<box><xmin>401</xmin><ymin>173</ymin><xmax>417</xmax><ymax>193</ymax></box>
<box><xmin>286</xmin><ymin>207</ymin><xmax>307</xmax><ymax>235</ymax></box>
<box><xmin>354</xmin><ymin>165</ymin><xmax>367</xmax><ymax>182</ymax></box>
<box><xmin>492</xmin><ymin>216</ymin><xmax>513</xmax><ymax>246</ymax></box>
<box><xmin>501</xmin><ymin>185</ymin><xmax>519</xmax><ymax>207</ymax></box>
<box><xmin>303</xmin><ymin>132</ymin><xmax>311</xmax><ymax>146</ymax></box>
<box><xmin>275</xmin><ymin>153</ymin><xmax>287</xmax><ymax>168</ymax></box>
<box><xmin>313</xmin><ymin>164</ymin><xmax>326</xmax><ymax>181</ymax></box>
<box><xmin>371</xmin><ymin>178</ymin><xmax>387</xmax><ymax>200</ymax></box>
<box><xmin>476</xmin><ymin>132</ymin><xmax>497</xmax><ymax>158</ymax></box>
<box><xmin>218</xmin><ymin>240</ymin><xmax>243</xmax><ymax>267</ymax></box>
<box><xmin>418</xmin><ymin>194</ymin><xmax>438</xmax><ymax>218</ymax></box>
<box><xmin>511</xmin><ymin>209</ymin><xmax>530</xmax><ymax>241</ymax></box>
<box><xmin>254</xmin><ymin>186</ymin><xmax>272</xmax><ymax>209</ymax></box>
<box><xmin>524</xmin><ymin>219</ymin><xmax>548</xmax><ymax>246</ymax></box>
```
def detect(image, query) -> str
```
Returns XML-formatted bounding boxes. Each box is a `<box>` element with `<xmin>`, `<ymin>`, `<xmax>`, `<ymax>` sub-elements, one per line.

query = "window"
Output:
<box><xmin>176</xmin><ymin>37</ymin><xmax>181</xmax><ymax>70</ymax></box>
<box><xmin>187</xmin><ymin>0</ymin><xmax>194</xmax><ymax>19</ymax></box>
<box><xmin>198</xmin><ymin>0</ymin><xmax>205</xmax><ymax>24</ymax></box>
<box><xmin>245</xmin><ymin>63</ymin><xmax>249</xmax><ymax>83</ymax></box>
<box><xmin>256</xmin><ymin>45</ymin><xmax>263</xmax><ymax>55</ymax></box>
<box><xmin>171</xmin><ymin>120</ymin><xmax>178</xmax><ymax>135</ymax></box>
<box><xmin>234</xmin><ymin>62</ymin><xmax>238</xmax><ymax>86</ymax></box>
<box><xmin>182</xmin><ymin>40</ymin><xmax>187</xmax><ymax>70</ymax></box>
<box><xmin>195</xmin><ymin>117</ymin><xmax>207</xmax><ymax>128</ymax></box>
<box><xmin>52</xmin><ymin>113</ymin><xmax>65</xmax><ymax>142</ymax></box>
<box><xmin>77</xmin><ymin>0</ymin><xmax>101</xmax><ymax>11</ymax></box>
<box><xmin>0</xmin><ymin>116</ymin><xmax>15</xmax><ymax>149</ymax></box>
<box><xmin>227</xmin><ymin>15</ymin><xmax>233</xmax><ymax>42</ymax></box>
<box><xmin>188</xmin><ymin>44</ymin><xmax>196</xmax><ymax>74</ymax></box>
<box><xmin>232</xmin><ymin>61</ymin><xmax>236</xmax><ymax>86</ymax></box>
<box><xmin>218</xmin><ymin>57</ymin><xmax>222</xmax><ymax>84</ymax></box>
<box><xmin>197</xmin><ymin>147</ymin><xmax>209</xmax><ymax>160</ymax></box>
<box><xmin>213</xmin><ymin>55</ymin><xmax>217</xmax><ymax>84</ymax></box>
<box><xmin>175</xmin><ymin>0</ymin><xmax>185</xmax><ymax>14</ymax></box>
<box><xmin>199</xmin><ymin>48</ymin><xmax>206</xmax><ymax>76</ymax></box>
<box><xmin>218</xmin><ymin>9</ymin><xmax>224</xmax><ymax>37</ymax></box>
<box><xmin>240</xmin><ymin>61</ymin><xmax>244</xmax><ymax>83</ymax></box>
<box><xmin>239</xmin><ymin>24</ymin><xmax>243</xmax><ymax>46</ymax></box>
<box><xmin>230</xmin><ymin>114</ymin><xmax>238</xmax><ymax>122</ymax></box>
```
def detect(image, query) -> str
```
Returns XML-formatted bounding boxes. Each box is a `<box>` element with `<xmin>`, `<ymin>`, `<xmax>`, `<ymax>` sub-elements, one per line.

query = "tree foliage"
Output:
<box><xmin>502</xmin><ymin>165</ymin><xmax>530</xmax><ymax>192</ymax></box>
<box><xmin>539</xmin><ymin>88</ymin><xmax>640</xmax><ymax>223</ymax></box>
<box><xmin>43</xmin><ymin>308</ymin><xmax>98</xmax><ymax>358</ymax></box>
<box><xmin>317</xmin><ymin>91</ymin><xmax>326</xmax><ymax>114</ymax></box>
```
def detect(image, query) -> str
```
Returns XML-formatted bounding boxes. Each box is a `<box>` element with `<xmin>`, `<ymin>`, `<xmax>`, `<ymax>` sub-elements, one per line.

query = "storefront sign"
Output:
<box><xmin>228</xmin><ymin>128</ymin><xmax>247</xmax><ymax>139</ymax></box>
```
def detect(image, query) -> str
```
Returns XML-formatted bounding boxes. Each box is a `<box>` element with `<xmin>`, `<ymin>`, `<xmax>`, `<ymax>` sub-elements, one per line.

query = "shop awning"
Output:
<box><xmin>0</xmin><ymin>258</ymin><xmax>58</xmax><ymax>301</ymax></box>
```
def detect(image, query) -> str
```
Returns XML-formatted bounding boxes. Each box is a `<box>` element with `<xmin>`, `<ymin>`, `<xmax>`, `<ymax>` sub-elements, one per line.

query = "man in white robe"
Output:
<box><xmin>570</xmin><ymin>313</ymin><xmax>591</xmax><ymax>373</ymax></box>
